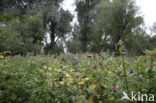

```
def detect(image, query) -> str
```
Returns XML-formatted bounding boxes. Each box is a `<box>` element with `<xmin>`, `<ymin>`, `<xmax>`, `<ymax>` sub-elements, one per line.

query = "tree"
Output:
<box><xmin>93</xmin><ymin>0</ymin><xmax>144</xmax><ymax>54</ymax></box>
<box><xmin>75</xmin><ymin>0</ymin><xmax>101</xmax><ymax>52</ymax></box>
<box><xmin>0</xmin><ymin>0</ymin><xmax>37</xmax><ymax>17</ymax></box>
<box><xmin>27</xmin><ymin>0</ymin><xmax>73</xmax><ymax>54</ymax></box>
<box><xmin>66</xmin><ymin>38</ymin><xmax>82</xmax><ymax>53</ymax></box>
<box><xmin>0</xmin><ymin>14</ymin><xmax>45</xmax><ymax>55</ymax></box>
<box><xmin>148</xmin><ymin>23</ymin><xmax>156</xmax><ymax>50</ymax></box>
<box><xmin>151</xmin><ymin>23</ymin><xmax>156</xmax><ymax>35</ymax></box>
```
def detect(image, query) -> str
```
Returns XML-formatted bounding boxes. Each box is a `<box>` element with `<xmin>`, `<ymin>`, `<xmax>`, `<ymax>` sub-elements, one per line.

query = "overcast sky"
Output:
<box><xmin>136</xmin><ymin>0</ymin><xmax>156</xmax><ymax>27</ymax></box>
<box><xmin>62</xmin><ymin>0</ymin><xmax>156</xmax><ymax>29</ymax></box>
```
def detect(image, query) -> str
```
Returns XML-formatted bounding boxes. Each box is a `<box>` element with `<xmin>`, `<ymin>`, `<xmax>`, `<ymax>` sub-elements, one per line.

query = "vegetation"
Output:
<box><xmin>0</xmin><ymin>0</ymin><xmax>156</xmax><ymax>102</ymax></box>
<box><xmin>0</xmin><ymin>50</ymin><xmax>156</xmax><ymax>102</ymax></box>
<box><xmin>0</xmin><ymin>0</ymin><xmax>156</xmax><ymax>55</ymax></box>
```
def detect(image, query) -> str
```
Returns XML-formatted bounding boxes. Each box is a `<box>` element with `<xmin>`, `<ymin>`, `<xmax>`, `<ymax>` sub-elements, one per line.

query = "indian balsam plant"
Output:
<box><xmin>117</xmin><ymin>40</ymin><xmax>156</xmax><ymax>100</ymax></box>
<box><xmin>143</xmin><ymin>49</ymin><xmax>156</xmax><ymax>94</ymax></box>
<box><xmin>117</xmin><ymin>40</ymin><xmax>130</xmax><ymax>95</ymax></box>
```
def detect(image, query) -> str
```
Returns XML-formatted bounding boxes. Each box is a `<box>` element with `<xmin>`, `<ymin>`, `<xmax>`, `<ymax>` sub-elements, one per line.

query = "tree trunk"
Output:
<box><xmin>50</xmin><ymin>21</ymin><xmax>56</xmax><ymax>53</ymax></box>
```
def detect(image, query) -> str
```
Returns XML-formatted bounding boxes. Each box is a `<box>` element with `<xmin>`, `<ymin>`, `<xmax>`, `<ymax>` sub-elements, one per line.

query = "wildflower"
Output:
<box><xmin>75</xmin><ymin>94</ymin><xmax>79</xmax><ymax>99</ymax></box>
<box><xmin>115</xmin><ymin>44</ymin><xmax>118</xmax><ymax>50</ymax></box>
<box><xmin>47</xmin><ymin>81</ymin><xmax>52</xmax><ymax>87</ymax></box>
<box><xmin>110</xmin><ymin>56</ymin><xmax>113</xmax><ymax>60</ymax></box>
<box><xmin>119</xmin><ymin>40</ymin><xmax>122</xmax><ymax>43</ymax></box>
<box><xmin>112</xmin><ymin>85</ymin><xmax>116</xmax><ymax>91</ymax></box>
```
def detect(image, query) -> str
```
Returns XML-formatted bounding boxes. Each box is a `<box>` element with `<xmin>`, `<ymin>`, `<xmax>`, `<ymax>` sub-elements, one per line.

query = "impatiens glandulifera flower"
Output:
<box><xmin>119</xmin><ymin>40</ymin><xmax>122</xmax><ymax>43</ymax></box>
<box><xmin>115</xmin><ymin>44</ymin><xmax>117</xmax><ymax>50</ymax></box>
<box><xmin>112</xmin><ymin>85</ymin><xmax>116</xmax><ymax>91</ymax></box>
<box><xmin>146</xmin><ymin>54</ymin><xmax>150</xmax><ymax>56</ymax></box>
<box><xmin>75</xmin><ymin>94</ymin><xmax>79</xmax><ymax>99</ymax></box>
<box><xmin>47</xmin><ymin>81</ymin><xmax>52</xmax><ymax>87</ymax></box>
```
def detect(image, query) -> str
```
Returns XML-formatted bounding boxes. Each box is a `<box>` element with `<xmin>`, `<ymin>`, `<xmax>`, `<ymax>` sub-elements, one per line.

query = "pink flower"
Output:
<box><xmin>112</xmin><ymin>86</ymin><xmax>116</xmax><ymax>91</ymax></box>
<box><xmin>115</xmin><ymin>44</ymin><xmax>117</xmax><ymax>50</ymax></box>
<box><xmin>47</xmin><ymin>81</ymin><xmax>52</xmax><ymax>87</ymax></box>
<box><xmin>75</xmin><ymin>94</ymin><xmax>79</xmax><ymax>99</ymax></box>
<box><xmin>110</xmin><ymin>57</ymin><xmax>113</xmax><ymax>60</ymax></box>
<box><xmin>119</xmin><ymin>40</ymin><xmax>122</xmax><ymax>43</ymax></box>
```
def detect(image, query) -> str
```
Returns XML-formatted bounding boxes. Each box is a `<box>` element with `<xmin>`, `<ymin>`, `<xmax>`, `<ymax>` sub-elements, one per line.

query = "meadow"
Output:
<box><xmin>0</xmin><ymin>52</ymin><xmax>156</xmax><ymax>103</ymax></box>
<box><xmin>1</xmin><ymin>0</ymin><xmax>156</xmax><ymax>102</ymax></box>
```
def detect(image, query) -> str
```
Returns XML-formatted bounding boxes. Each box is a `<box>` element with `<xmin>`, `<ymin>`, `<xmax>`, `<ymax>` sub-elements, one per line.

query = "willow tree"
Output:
<box><xmin>75</xmin><ymin>0</ymin><xmax>101</xmax><ymax>52</ymax></box>
<box><xmin>28</xmin><ymin>0</ymin><xmax>73</xmax><ymax>53</ymax></box>
<box><xmin>94</xmin><ymin>0</ymin><xmax>144</xmax><ymax>53</ymax></box>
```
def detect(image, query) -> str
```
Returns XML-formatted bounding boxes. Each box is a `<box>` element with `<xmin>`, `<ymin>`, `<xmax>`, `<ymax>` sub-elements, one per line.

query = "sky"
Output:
<box><xmin>62</xmin><ymin>0</ymin><xmax>156</xmax><ymax>31</ymax></box>
<box><xmin>61</xmin><ymin>0</ymin><xmax>78</xmax><ymax>25</ymax></box>
<box><xmin>136</xmin><ymin>0</ymin><xmax>156</xmax><ymax>27</ymax></box>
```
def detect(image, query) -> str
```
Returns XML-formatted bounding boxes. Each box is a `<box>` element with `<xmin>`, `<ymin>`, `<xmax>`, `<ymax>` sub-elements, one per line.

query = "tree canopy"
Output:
<box><xmin>0</xmin><ymin>0</ymin><xmax>156</xmax><ymax>55</ymax></box>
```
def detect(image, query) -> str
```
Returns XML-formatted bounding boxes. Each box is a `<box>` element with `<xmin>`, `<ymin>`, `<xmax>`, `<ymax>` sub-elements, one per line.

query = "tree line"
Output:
<box><xmin>0</xmin><ymin>0</ymin><xmax>156</xmax><ymax>56</ymax></box>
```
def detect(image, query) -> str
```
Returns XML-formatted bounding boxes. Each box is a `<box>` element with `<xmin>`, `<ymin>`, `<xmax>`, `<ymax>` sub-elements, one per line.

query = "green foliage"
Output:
<box><xmin>93</xmin><ymin>0</ymin><xmax>144</xmax><ymax>53</ymax></box>
<box><xmin>0</xmin><ymin>12</ymin><xmax>14</xmax><ymax>22</ymax></box>
<box><xmin>66</xmin><ymin>39</ymin><xmax>82</xmax><ymax>53</ymax></box>
<box><xmin>0</xmin><ymin>14</ymin><xmax>45</xmax><ymax>55</ymax></box>
<box><xmin>143</xmin><ymin>48</ymin><xmax>156</xmax><ymax>55</ymax></box>
<box><xmin>75</xmin><ymin>0</ymin><xmax>102</xmax><ymax>52</ymax></box>
<box><xmin>27</xmin><ymin>1</ymin><xmax>73</xmax><ymax>53</ymax></box>
<box><xmin>0</xmin><ymin>53</ymin><xmax>156</xmax><ymax>103</ymax></box>
<box><xmin>0</xmin><ymin>19</ymin><xmax>23</xmax><ymax>54</ymax></box>
<box><xmin>1</xmin><ymin>0</ymin><xmax>156</xmax><ymax>55</ymax></box>
<box><xmin>44</xmin><ymin>43</ymin><xmax>64</xmax><ymax>54</ymax></box>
